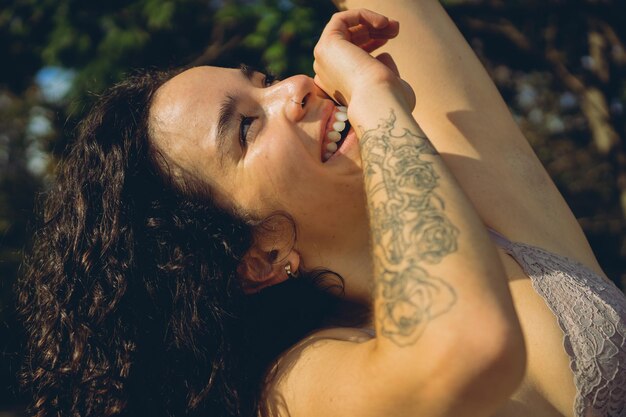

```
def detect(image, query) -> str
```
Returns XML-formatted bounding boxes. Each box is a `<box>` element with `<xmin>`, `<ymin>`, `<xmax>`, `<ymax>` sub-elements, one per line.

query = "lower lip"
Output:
<box><xmin>326</xmin><ymin>127</ymin><xmax>356</xmax><ymax>163</ymax></box>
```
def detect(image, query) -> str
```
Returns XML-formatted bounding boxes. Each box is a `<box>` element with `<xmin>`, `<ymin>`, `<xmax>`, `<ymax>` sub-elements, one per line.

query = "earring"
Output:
<box><xmin>290</xmin><ymin>98</ymin><xmax>304</xmax><ymax>106</ymax></box>
<box><xmin>285</xmin><ymin>263</ymin><xmax>295</xmax><ymax>278</ymax></box>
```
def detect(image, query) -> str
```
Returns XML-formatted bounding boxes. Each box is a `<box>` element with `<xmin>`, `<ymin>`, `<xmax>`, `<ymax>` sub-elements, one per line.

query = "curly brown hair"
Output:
<box><xmin>17</xmin><ymin>68</ymin><xmax>348</xmax><ymax>417</ymax></box>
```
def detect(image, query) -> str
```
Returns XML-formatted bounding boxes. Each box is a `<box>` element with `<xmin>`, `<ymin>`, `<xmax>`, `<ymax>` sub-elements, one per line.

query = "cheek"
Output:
<box><xmin>263</xmin><ymin>156</ymin><xmax>312</xmax><ymax>201</ymax></box>
<box><xmin>237</xmin><ymin>153</ymin><xmax>304</xmax><ymax>215</ymax></box>
<box><xmin>251</xmin><ymin>155</ymin><xmax>324</xmax><ymax>216</ymax></box>
<box><xmin>254</xmin><ymin>134</ymin><xmax>310</xmax><ymax>182</ymax></box>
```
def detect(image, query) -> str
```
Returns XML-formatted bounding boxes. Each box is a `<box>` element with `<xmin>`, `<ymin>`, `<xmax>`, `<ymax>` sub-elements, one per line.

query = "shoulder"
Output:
<box><xmin>257</xmin><ymin>327</ymin><xmax>374</xmax><ymax>417</ymax></box>
<box><xmin>256</xmin><ymin>314</ymin><xmax>524</xmax><ymax>417</ymax></box>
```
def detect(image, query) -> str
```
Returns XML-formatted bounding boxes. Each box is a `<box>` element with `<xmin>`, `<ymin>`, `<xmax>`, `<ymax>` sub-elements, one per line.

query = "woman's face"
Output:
<box><xmin>150</xmin><ymin>66</ymin><xmax>368</xmax><ymax>265</ymax></box>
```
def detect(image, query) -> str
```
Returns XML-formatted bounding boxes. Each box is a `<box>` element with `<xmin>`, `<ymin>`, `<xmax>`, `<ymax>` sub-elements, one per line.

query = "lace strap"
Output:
<box><xmin>486</xmin><ymin>227</ymin><xmax>516</xmax><ymax>252</ymax></box>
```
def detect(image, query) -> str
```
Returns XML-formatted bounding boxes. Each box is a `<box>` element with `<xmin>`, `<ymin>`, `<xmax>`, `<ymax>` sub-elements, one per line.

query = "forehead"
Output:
<box><xmin>155</xmin><ymin>65</ymin><xmax>241</xmax><ymax>109</ymax></box>
<box><xmin>149</xmin><ymin>66</ymin><xmax>248</xmax><ymax>186</ymax></box>
<box><xmin>150</xmin><ymin>65</ymin><xmax>239</xmax><ymax>151</ymax></box>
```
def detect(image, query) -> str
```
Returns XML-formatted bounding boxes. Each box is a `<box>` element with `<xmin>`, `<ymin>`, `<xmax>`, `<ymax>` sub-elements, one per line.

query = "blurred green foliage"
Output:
<box><xmin>0</xmin><ymin>0</ymin><xmax>625</xmax><ymax>411</ymax></box>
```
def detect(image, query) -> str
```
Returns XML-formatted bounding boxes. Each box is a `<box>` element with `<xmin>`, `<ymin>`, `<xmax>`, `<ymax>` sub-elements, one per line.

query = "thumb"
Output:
<box><xmin>314</xmin><ymin>74</ymin><xmax>348</xmax><ymax>106</ymax></box>
<box><xmin>399</xmin><ymin>78</ymin><xmax>416</xmax><ymax>112</ymax></box>
<box><xmin>376</xmin><ymin>52</ymin><xmax>400</xmax><ymax>76</ymax></box>
<box><xmin>376</xmin><ymin>53</ymin><xmax>416</xmax><ymax>110</ymax></box>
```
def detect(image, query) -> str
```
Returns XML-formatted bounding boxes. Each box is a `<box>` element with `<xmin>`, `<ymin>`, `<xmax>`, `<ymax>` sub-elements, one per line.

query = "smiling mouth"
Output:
<box><xmin>322</xmin><ymin>105</ymin><xmax>351</xmax><ymax>162</ymax></box>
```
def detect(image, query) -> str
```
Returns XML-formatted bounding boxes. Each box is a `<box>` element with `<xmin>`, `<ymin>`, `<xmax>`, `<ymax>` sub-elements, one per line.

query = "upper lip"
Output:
<box><xmin>319</xmin><ymin>100</ymin><xmax>337</xmax><ymax>161</ymax></box>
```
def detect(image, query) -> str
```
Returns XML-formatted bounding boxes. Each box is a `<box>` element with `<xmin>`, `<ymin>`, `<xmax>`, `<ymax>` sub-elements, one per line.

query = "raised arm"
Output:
<box><xmin>333</xmin><ymin>0</ymin><xmax>520</xmax><ymax>134</ymax></box>
<box><xmin>333</xmin><ymin>0</ymin><xmax>604</xmax><ymax>272</ymax></box>
<box><xmin>261</xmin><ymin>10</ymin><xmax>525</xmax><ymax>417</ymax></box>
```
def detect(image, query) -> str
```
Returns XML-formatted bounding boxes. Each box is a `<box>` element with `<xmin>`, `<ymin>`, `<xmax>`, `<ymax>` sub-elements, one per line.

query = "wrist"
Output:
<box><xmin>348</xmin><ymin>82</ymin><xmax>412</xmax><ymax>128</ymax></box>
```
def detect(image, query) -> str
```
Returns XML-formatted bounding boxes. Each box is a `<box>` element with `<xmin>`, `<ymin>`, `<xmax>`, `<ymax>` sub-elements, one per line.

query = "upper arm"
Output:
<box><xmin>259</xmin><ymin>327</ymin><xmax>522</xmax><ymax>417</ymax></box>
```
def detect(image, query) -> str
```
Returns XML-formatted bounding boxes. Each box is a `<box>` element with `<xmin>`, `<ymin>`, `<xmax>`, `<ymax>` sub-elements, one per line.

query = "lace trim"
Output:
<box><xmin>493</xmin><ymin>235</ymin><xmax>626</xmax><ymax>417</ymax></box>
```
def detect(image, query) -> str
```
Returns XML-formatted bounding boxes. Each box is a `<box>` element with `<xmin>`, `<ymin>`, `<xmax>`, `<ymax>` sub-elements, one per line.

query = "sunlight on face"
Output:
<box><xmin>149</xmin><ymin>65</ymin><xmax>368</xmax><ymax>265</ymax></box>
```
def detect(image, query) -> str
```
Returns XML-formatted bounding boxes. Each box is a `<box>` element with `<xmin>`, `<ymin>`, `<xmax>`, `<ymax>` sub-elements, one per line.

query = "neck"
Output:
<box><xmin>339</xmin><ymin>243</ymin><xmax>374</xmax><ymax>305</ymax></box>
<box><xmin>300</xmin><ymin>222</ymin><xmax>375</xmax><ymax>327</ymax></box>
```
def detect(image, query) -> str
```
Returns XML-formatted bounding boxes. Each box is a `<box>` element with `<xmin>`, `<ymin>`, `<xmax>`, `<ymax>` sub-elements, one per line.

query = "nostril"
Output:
<box><xmin>301</xmin><ymin>93</ymin><xmax>310</xmax><ymax>108</ymax></box>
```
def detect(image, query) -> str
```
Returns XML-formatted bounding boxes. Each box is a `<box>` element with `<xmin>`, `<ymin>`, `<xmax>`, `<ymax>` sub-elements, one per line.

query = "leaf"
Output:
<box><xmin>263</xmin><ymin>42</ymin><xmax>286</xmax><ymax>74</ymax></box>
<box><xmin>143</xmin><ymin>0</ymin><xmax>176</xmax><ymax>30</ymax></box>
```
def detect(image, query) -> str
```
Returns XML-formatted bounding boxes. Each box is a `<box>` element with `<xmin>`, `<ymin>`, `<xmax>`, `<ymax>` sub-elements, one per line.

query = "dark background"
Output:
<box><xmin>1</xmin><ymin>0</ymin><xmax>625</xmax><ymax>413</ymax></box>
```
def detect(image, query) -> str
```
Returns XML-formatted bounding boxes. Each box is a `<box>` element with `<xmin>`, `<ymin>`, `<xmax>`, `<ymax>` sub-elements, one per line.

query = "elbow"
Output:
<box><xmin>369</xmin><ymin>303</ymin><xmax>526</xmax><ymax>416</ymax></box>
<box><xmin>477</xmin><ymin>318</ymin><xmax>526</xmax><ymax>394</ymax></box>
<box><xmin>449</xmin><ymin>313</ymin><xmax>527</xmax><ymax>412</ymax></box>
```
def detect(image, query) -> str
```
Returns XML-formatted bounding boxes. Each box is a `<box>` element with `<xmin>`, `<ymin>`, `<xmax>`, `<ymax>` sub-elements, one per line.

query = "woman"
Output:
<box><xmin>17</xmin><ymin>4</ymin><xmax>623</xmax><ymax>417</ymax></box>
<box><xmin>18</xmin><ymin>8</ymin><xmax>520</xmax><ymax>417</ymax></box>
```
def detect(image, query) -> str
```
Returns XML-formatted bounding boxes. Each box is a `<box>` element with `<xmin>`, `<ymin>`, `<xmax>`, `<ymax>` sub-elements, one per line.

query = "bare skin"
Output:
<box><xmin>150</xmin><ymin>9</ymin><xmax>526</xmax><ymax>417</ymax></box>
<box><xmin>331</xmin><ymin>1</ymin><xmax>613</xmax><ymax>416</ymax></box>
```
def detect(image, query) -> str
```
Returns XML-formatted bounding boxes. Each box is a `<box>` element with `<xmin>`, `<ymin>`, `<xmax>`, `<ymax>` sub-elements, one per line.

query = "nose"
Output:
<box><xmin>266</xmin><ymin>74</ymin><xmax>314</xmax><ymax>123</ymax></box>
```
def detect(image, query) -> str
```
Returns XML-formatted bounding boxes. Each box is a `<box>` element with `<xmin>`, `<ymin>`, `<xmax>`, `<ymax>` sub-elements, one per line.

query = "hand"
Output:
<box><xmin>313</xmin><ymin>9</ymin><xmax>415</xmax><ymax>110</ymax></box>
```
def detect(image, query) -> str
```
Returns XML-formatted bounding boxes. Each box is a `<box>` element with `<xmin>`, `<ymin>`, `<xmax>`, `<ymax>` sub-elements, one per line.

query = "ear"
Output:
<box><xmin>237</xmin><ymin>246</ymin><xmax>300</xmax><ymax>294</ymax></box>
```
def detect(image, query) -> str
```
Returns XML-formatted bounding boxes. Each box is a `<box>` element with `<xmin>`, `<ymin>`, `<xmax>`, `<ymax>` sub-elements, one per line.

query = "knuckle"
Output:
<box><xmin>313</xmin><ymin>46</ymin><xmax>323</xmax><ymax>60</ymax></box>
<box><xmin>363</xmin><ymin>63</ymin><xmax>397</xmax><ymax>84</ymax></box>
<box><xmin>330</xmin><ymin>11</ymin><xmax>348</xmax><ymax>22</ymax></box>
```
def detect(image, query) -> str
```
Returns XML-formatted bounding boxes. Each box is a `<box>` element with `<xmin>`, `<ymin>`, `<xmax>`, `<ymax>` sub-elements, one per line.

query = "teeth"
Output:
<box><xmin>327</xmin><ymin>131</ymin><xmax>341</xmax><ymax>141</ymax></box>
<box><xmin>335</xmin><ymin>111</ymin><xmax>348</xmax><ymax>122</ymax></box>
<box><xmin>333</xmin><ymin>121</ymin><xmax>345</xmax><ymax>132</ymax></box>
<box><xmin>323</xmin><ymin>105</ymin><xmax>349</xmax><ymax>162</ymax></box>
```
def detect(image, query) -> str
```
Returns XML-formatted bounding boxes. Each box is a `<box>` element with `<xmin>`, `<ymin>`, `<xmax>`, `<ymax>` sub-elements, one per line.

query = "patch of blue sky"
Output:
<box><xmin>35</xmin><ymin>66</ymin><xmax>76</xmax><ymax>102</ymax></box>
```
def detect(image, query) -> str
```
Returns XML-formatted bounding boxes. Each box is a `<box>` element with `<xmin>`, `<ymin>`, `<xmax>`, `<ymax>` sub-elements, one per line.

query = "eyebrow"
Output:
<box><xmin>215</xmin><ymin>64</ymin><xmax>258</xmax><ymax>163</ymax></box>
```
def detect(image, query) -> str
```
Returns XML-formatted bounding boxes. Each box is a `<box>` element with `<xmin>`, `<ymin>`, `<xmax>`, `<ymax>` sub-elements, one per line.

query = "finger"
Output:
<box><xmin>376</xmin><ymin>53</ymin><xmax>400</xmax><ymax>76</ymax></box>
<box><xmin>361</xmin><ymin>38</ymin><xmax>389</xmax><ymax>53</ymax></box>
<box><xmin>349</xmin><ymin>21</ymin><xmax>399</xmax><ymax>45</ymax></box>
<box><xmin>327</xmin><ymin>9</ymin><xmax>390</xmax><ymax>34</ymax></box>
<box><xmin>343</xmin><ymin>9</ymin><xmax>389</xmax><ymax>29</ymax></box>
<box><xmin>348</xmin><ymin>24</ymin><xmax>370</xmax><ymax>45</ymax></box>
<box><xmin>373</xmin><ymin>19</ymin><xmax>400</xmax><ymax>38</ymax></box>
<box><xmin>368</xmin><ymin>20</ymin><xmax>399</xmax><ymax>38</ymax></box>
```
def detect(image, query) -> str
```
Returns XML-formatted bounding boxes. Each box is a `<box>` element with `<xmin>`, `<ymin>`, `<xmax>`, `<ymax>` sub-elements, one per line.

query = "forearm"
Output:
<box><xmin>349</xmin><ymin>89</ymin><xmax>523</xmax><ymax>402</ymax></box>
<box><xmin>351</xmin><ymin>90</ymin><xmax>524</xmax><ymax>412</ymax></box>
<box><xmin>350</xmin><ymin>90</ymin><xmax>524</xmax><ymax>412</ymax></box>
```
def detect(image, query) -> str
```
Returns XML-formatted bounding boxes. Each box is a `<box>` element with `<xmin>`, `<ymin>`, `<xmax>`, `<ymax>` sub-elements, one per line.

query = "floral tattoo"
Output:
<box><xmin>361</xmin><ymin>110</ymin><xmax>458</xmax><ymax>347</ymax></box>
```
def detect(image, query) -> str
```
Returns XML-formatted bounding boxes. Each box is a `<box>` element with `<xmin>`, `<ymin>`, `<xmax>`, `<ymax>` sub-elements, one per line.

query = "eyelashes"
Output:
<box><xmin>263</xmin><ymin>72</ymin><xmax>277</xmax><ymax>87</ymax></box>
<box><xmin>239</xmin><ymin>115</ymin><xmax>255</xmax><ymax>147</ymax></box>
<box><xmin>238</xmin><ymin>70</ymin><xmax>278</xmax><ymax>148</ymax></box>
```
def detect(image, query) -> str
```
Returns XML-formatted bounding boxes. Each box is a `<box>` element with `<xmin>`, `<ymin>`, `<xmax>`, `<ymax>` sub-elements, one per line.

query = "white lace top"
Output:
<box><xmin>487</xmin><ymin>228</ymin><xmax>626</xmax><ymax>417</ymax></box>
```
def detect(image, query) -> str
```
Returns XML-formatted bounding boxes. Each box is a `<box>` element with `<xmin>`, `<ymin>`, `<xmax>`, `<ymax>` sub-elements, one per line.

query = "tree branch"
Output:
<box><xmin>189</xmin><ymin>21</ymin><xmax>242</xmax><ymax>66</ymax></box>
